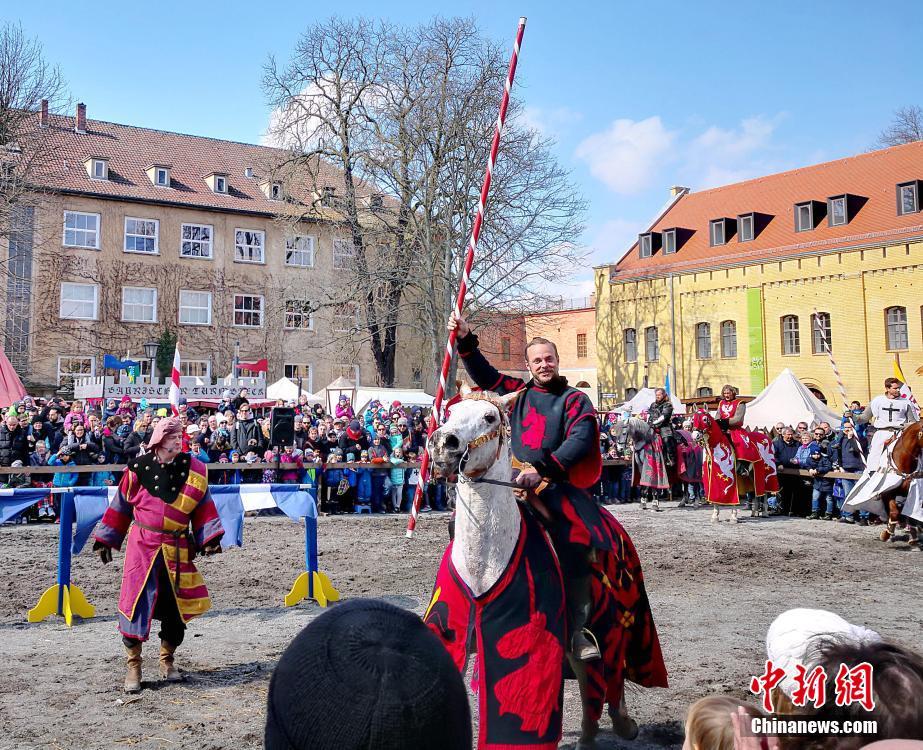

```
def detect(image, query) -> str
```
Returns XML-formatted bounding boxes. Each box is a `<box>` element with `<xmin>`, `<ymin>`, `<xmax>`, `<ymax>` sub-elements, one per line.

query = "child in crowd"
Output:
<box><xmin>682</xmin><ymin>695</ymin><xmax>769</xmax><ymax>750</ymax></box>
<box><xmin>90</xmin><ymin>453</ymin><xmax>115</xmax><ymax>487</ymax></box>
<box><xmin>188</xmin><ymin>438</ymin><xmax>210</xmax><ymax>465</ymax></box>
<box><xmin>323</xmin><ymin>449</ymin><xmax>343</xmax><ymax>515</ymax></box>
<box><xmin>63</xmin><ymin>400</ymin><xmax>86</xmax><ymax>431</ymax></box>
<box><xmin>356</xmin><ymin>451</ymin><xmax>372</xmax><ymax>511</ymax></box>
<box><xmin>1</xmin><ymin>461</ymin><xmax>31</xmax><ymax>524</ymax></box>
<box><xmin>806</xmin><ymin>444</ymin><xmax>834</xmax><ymax>520</ymax></box>
<box><xmin>262</xmin><ymin>449</ymin><xmax>279</xmax><ymax>484</ymax></box>
<box><xmin>242</xmin><ymin>449</ymin><xmax>262</xmax><ymax>484</ymax></box>
<box><xmin>278</xmin><ymin>444</ymin><xmax>304</xmax><ymax>484</ymax></box>
<box><xmin>404</xmin><ymin>452</ymin><xmax>420</xmax><ymax>512</ymax></box>
<box><xmin>342</xmin><ymin>453</ymin><xmax>358</xmax><ymax>513</ymax></box>
<box><xmin>389</xmin><ymin>447</ymin><xmax>406</xmax><ymax>513</ymax></box>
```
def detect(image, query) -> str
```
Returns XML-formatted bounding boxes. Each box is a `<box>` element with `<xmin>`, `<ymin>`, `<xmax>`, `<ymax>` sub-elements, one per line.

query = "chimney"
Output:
<box><xmin>75</xmin><ymin>102</ymin><xmax>86</xmax><ymax>134</ymax></box>
<box><xmin>39</xmin><ymin>99</ymin><xmax>49</xmax><ymax>128</ymax></box>
<box><xmin>669</xmin><ymin>185</ymin><xmax>689</xmax><ymax>197</ymax></box>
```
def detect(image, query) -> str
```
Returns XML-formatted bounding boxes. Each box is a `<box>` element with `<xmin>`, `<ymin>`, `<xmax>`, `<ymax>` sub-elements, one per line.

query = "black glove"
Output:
<box><xmin>93</xmin><ymin>541</ymin><xmax>112</xmax><ymax>564</ymax></box>
<box><xmin>716</xmin><ymin>418</ymin><xmax>730</xmax><ymax>430</ymax></box>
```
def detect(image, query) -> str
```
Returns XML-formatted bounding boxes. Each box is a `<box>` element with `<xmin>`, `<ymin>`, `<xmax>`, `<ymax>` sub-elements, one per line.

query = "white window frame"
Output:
<box><xmin>233</xmin><ymin>294</ymin><xmax>264</xmax><ymax>328</ymax></box>
<box><xmin>795</xmin><ymin>203</ymin><xmax>813</xmax><ymax>232</ymax></box>
<box><xmin>56</xmin><ymin>355</ymin><xmax>95</xmax><ymax>386</ymax></box>
<box><xmin>180</xmin><ymin>359</ymin><xmax>211</xmax><ymax>378</ymax></box>
<box><xmin>709</xmin><ymin>219</ymin><xmax>725</xmax><ymax>246</ymax></box>
<box><xmin>576</xmin><ymin>333</ymin><xmax>588</xmax><ymax>359</ymax></box>
<box><xmin>180</xmin><ymin>223</ymin><xmax>213</xmax><ymax>259</ymax></box>
<box><xmin>59</xmin><ymin>282</ymin><xmax>99</xmax><ymax>320</ymax></box>
<box><xmin>178</xmin><ymin>290</ymin><xmax>213</xmax><ymax>326</ymax></box>
<box><xmin>285</xmin><ymin>235</ymin><xmax>316</xmax><ymax>267</ymax></box>
<box><xmin>284</xmin><ymin>363</ymin><xmax>313</xmax><ymax>391</ymax></box>
<box><xmin>333</xmin><ymin>238</ymin><xmax>356</xmax><ymax>270</ymax></box>
<box><xmin>829</xmin><ymin>196</ymin><xmax>847</xmax><ymax>227</ymax></box>
<box><xmin>695</xmin><ymin>322</ymin><xmax>712</xmax><ymax>360</ymax></box>
<box><xmin>663</xmin><ymin>229</ymin><xmax>677</xmax><ymax>255</ymax></box>
<box><xmin>155</xmin><ymin>167</ymin><xmax>170</xmax><ymax>186</ymax></box>
<box><xmin>63</xmin><ymin>210</ymin><xmax>100</xmax><ymax>249</ymax></box>
<box><xmin>121</xmin><ymin>286</ymin><xmax>158</xmax><ymax>324</ymax></box>
<box><xmin>284</xmin><ymin>299</ymin><xmax>315</xmax><ymax>331</ymax></box>
<box><xmin>234</xmin><ymin>228</ymin><xmax>265</xmax><ymax>264</ymax></box>
<box><xmin>215</xmin><ymin>175</ymin><xmax>227</xmax><ymax>193</ymax></box>
<box><xmin>738</xmin><ymin>214</ymin><xmax>754</xmax><ymax>242</ymax></box>
<box><xmin>91</xmin><ymin>159</ymin><xmax>107</xmax><ymax>180</ymax></box>
<box><xmin>781</xmin><ymin>315</ymin><xmax>800</xmax><ymax>356</ymax></box>
<box><xmin>645</xmin><ymin>326</ymin><xmax>659</xmax><ymax>362</ymax></box>
<box><xmin>898</xmin><ymin>182</ymin><xmax>918</xmax><ymax>215</ymax></box>
<box><xmin>885</xmin><ymin>306</ymin><xmax>908</xmax><ymax>350</ymax></box>
<box><xmin>812</xmin><ymin>312</ymin><xmax>832</xmax><ymax>354</ymax></box>
<box><xmin>624</xmin><ymin>328</ymin><xmax>637</xmax><ymax>363</ymax></box>
<box><xmin>124</xmin><ymin>217</ymin><xmax>160</xmax><ymax>254</ymax></box>
<box><xmin>333</xmin><ymin>303</ymin><xmax>359</xmax><ymax>333</ymax></box>
<box><xmin>270</xmin><ymin>182</ymin><xmax>282</xmax><ymax>200</ymax></box>
<box><xmin>639</xmin><ymin>234</ymin><xmax>652</xmax><ymax>258</ymax></box>
<box><xmin>720</xmin><ymin>320</ymin><xmax>737</xmax><ymax>358</ymax></box>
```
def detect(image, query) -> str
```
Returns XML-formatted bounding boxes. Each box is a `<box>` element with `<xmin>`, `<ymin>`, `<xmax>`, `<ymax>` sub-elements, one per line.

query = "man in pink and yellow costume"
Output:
<box><xmin>93</xmin><ymin>417</ymin><xmax>224</xmax><ymax>693</ymax></box>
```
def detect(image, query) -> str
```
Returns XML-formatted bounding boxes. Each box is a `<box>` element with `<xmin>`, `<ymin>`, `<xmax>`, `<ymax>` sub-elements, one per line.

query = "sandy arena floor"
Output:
<box><xmin>1</xmin><ymin>501</ymin><xmax>921</xmax><ymax>750</ymax></box>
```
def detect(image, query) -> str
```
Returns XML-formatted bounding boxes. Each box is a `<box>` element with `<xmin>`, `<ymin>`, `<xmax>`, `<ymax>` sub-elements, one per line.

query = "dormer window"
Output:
<box><xmin>794</xmin><ymin>200</ymin><xmax>824</xmax><ymax>231</ymax></box>
<box><xmin>146</xmin><ymin>163</ymin><xmax>172</xmax><ymax>188</ymax></box>
<box><xmin>261</xmin><ymin>180</ymin><xmax>283</xmax><ymax>200</ymax></box>
<box><xmin>828</xmin><ymin>195</ymin><xmax>847</xmax><ymax>226</ymax></box>
<box><xmin>738</xmin><ymin>213</ymin><xmax>754</xmax><ymax>242</ymax></box>
<box><xmin>84</xmin><ymin>157</ymin><xmax>109</xmax><ymax>181</ymax></box>
<box><xmin>205</xmin><ymin>172</ymin><xmax>228</xmax><ymax>194</ymax></box>
<box><xmin>897</xmin><ymin>181</ymin><xmax>920</xmax><ymax>215</ymax></box>
<box><xmin>710</xmin><ymin>219</ymin><xmax>726</xmax><ymax>246</ymax></box>
<box><xmin>663</xmin><ymin>228</ymin><xmax>677</xmax><ymax>254</ymax></box>
<box><xmin>638</xmin><ymin>232</ymin><xmax>661</xmax><ymax>258</ymax></box>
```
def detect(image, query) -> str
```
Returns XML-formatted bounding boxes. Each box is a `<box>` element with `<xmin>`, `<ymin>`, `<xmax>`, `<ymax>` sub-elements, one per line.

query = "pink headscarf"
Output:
<box><xmin>147</xmin><ymin>417</ymin><xmax>183</xmax><ymax>451</ymax></box>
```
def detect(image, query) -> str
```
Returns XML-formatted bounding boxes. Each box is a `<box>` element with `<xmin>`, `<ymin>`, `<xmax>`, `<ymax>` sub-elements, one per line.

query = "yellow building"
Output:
<box><xmin>595</xmin><ymin>141</ymin><xmax>923</xmax><ymax>409</ymax></box>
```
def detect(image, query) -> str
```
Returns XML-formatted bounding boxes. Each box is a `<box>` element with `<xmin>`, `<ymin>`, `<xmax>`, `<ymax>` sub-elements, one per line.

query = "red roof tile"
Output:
<box><xmin>32</xmin><ymin>112</ymin><xmax>351</xmax><ymax>216</ymax></box>
<box><xmin>610</xmin><ymin>140</ymin><xmax>923</xmax><ymax>280</ymax></box>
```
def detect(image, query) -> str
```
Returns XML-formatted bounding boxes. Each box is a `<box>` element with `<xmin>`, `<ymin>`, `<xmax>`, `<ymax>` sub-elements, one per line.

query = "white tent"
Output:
<box><xmin>266</xmin><ymin>377</ymin><xmax>321</xmax><ymax>404</ymax></box>
<box><xmin>354</xmin><ymin>387</ymin><xmax>434</xmax><ymax>414</ymax></box>
<box><xmin>622</xmin><ymin>387</ymin><xmax>685</xmax><ymax>415</ymax></box>
<box><xmin>743</xmin><ymin>368</ymin><xmax>841</xmax><ymax>430</ymax></box>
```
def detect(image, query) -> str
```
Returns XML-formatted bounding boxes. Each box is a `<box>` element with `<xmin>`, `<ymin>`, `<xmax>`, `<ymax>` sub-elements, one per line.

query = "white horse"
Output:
<box><xmin>428</xmin><ymin>386</ymin><xmax>654</xmax><ymax>749</ymax></box>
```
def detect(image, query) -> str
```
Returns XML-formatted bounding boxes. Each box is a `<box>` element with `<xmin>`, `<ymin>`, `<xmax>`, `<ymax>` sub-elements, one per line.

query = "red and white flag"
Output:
<box><xmin>169</xmin><ymin>346</ymin><xmax>182</xmax><ymax>416</ymax></box>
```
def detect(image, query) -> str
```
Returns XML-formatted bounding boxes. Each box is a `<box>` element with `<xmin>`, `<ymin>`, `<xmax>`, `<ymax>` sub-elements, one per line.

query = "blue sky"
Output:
<box><xmin>8</xmin><ymin>0</ymin><xmax>921</xmax><ymax>295</ymax></box>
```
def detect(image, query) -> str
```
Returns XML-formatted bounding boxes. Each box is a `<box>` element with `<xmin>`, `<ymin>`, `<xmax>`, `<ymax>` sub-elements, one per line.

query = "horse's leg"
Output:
<box><xmin>880</xmin><ymin>494</ymin><xmax>898</xmax><ymax>542</ymax></box>
<box><xmin>711</xmin><ymin>504</ymin><xmax>719</xmax><ymax>523</ymax></box>
<box><xmin>609</xmin><ymin>693</ymin><xmax>640</xmax><ymax>740</ymax></box>
<box><xmin>568</xmin><ymin>655</ymin><xmax>599</xmax><ymax>749</ymax></box>
<box><xmin>652</xmin><ymin>488</ymin><xmax>661</xmax><ymax>512</ymax></box>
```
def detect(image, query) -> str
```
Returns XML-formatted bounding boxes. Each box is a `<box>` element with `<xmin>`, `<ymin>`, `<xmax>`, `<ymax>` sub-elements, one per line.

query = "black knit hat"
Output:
<box><xmin>265</xmin><ymin>598</ymin><xmax>471</xmax><ymax>750</ymax></box>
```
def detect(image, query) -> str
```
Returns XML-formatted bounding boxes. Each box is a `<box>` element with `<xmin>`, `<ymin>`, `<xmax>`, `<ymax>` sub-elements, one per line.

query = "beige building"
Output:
<box><xmin>3</xmin><ymin>102</ymin><xmax>431</xmax><ymax>394</ymax></box>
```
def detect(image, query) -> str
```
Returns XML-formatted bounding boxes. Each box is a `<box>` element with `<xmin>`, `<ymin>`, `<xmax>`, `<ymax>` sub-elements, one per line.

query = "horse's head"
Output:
<box><xmin>429</xmin><ymin>383</ymin><xmax>519</xmax><ymax>481</ymax></box>
<box><xmin>690</xmin><ymin>409</ymin><xmax>713</xmax><ymax>442</ymax></box>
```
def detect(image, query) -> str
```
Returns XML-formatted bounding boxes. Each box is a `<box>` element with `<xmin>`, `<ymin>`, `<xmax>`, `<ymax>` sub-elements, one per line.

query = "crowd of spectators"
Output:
<box><xmin>0</xmin><ymin>390</ymin><xmax>447</xmax><ymax>523</ymax></box>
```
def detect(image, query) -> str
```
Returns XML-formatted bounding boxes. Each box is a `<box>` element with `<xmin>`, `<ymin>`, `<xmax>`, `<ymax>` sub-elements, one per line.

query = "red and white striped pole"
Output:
<box><xmin>406</xmin><ymin>16</ymin><xmax>527</xmax><ymax>538</ymax></box>
<box><xmin>169</xmin><ymin>345</ymin><xmax>182</xmax><ymax>417</ymax></box>
<box><xmin>812</xmin><ymin>309</ymin><xmax>850</xmax><ymax>414</ymax></box>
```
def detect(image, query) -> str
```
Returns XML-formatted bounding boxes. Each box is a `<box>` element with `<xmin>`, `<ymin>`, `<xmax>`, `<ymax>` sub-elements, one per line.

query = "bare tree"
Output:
<box><xmin>263</xmin><ymin>16</ymin><xmax>586</xmax><ymax>387</ymax></box>
<box><xmin>876</xmin><ymin>105</ymin><xmax>923</xmax><ymax>148</ymax></box>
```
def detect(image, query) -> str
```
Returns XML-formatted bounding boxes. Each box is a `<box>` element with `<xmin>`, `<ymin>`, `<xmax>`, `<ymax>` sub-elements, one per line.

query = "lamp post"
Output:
<box><xmin>143</xmin><ymin>341</ymin><xmax>159</xmax><ymax>385</ymax></box>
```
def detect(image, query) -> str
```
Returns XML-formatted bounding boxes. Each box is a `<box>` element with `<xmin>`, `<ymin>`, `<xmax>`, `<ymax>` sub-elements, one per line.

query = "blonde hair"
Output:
<box><xmin>684</xmin><ymin>695</ymin><xmax>764</xmax><ymax>750</ymax></box>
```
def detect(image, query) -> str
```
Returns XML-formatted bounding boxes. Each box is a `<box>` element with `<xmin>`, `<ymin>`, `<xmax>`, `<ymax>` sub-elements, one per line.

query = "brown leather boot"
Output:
<box><xmin>124</xmin><ymin>644</ymin><xmax>143</xmax><ymax>693</ymax></box>
<box><xmin>159</xmin><ymin>641</ymin><xmax>184</xmax><ymax>682</ymax></box>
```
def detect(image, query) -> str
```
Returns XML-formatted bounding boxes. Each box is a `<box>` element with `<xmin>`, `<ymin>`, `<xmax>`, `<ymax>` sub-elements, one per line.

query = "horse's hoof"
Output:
<box><xmin>612</xmin><ymin>714</ymin><xmax>640</xmax><ymax>740</ymax></box>
<box><xmin>880</xmin><ymin>528</ymin><xmax>892</xmax><ymax>542</ymax></box>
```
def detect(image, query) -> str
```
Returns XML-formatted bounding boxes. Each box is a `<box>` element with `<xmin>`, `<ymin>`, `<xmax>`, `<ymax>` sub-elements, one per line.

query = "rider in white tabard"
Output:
<box><xmin>854</xmin><ymin>378</ymin><xmax>919</xmax><ymax>473</ymax></box>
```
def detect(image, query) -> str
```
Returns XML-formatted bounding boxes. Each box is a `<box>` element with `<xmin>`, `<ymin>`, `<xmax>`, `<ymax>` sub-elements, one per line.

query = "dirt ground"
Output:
<box><xmin>1</xmin><ymin>500</ymin><xmax>921</xmax><ymax>750</ymax></box>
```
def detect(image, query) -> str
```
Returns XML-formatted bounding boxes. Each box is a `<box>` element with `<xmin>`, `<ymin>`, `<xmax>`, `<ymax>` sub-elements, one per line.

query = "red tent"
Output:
<box><xmin>0</xmin><ymin>348</ymin><xmax>27</xmax><ymax>407</ymax></box>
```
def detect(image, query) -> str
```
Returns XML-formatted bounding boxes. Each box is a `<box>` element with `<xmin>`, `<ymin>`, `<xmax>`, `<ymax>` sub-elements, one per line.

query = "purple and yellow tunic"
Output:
<box><xmin>94</xmin><ymin>453</ymin><xmax>223</xmax><ymax>640</ymax></box>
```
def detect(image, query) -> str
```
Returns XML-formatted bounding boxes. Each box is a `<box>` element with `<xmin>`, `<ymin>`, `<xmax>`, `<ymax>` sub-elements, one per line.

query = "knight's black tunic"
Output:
<box><xmin>457</xmin><ymin>332</ymin><xmax>609</xmax><ymax>550</ymax></box>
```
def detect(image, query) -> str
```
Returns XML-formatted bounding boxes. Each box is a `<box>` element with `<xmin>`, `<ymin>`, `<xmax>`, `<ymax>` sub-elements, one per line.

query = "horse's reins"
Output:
<box><xmin>884</xmin><ymin>424</ymin><xmax>923</xmax><ymax>479</ymax></box>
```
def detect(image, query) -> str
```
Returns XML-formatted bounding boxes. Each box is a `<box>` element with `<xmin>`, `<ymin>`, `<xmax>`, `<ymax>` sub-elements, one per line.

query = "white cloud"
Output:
<box><xmin>574</xmin><ymin>116</ymin><xmax>677</xmax><ymax>195</ymax></box>
<box><xmin>519</xmin><ymin>105</ymin><xmax>584</xmax><ymax>139</ymax></box>
<box><xmin>587</xmin><ymin>217</ymin><xmax>643</xmax><ymax>266</ymax></box>
<box><xmin>683</xmin><ymin>114</ymin><xmax>787</xmax><ymax>189</ymax></box>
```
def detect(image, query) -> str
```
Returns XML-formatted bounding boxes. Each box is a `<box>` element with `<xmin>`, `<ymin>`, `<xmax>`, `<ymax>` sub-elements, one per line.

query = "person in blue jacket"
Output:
<box><xmin>323</xmin><ymin>448</ymin><xmax>343</xmax><ymax>515</ymax></box>
<box><xmin>806</xmin><ymin>443</ymin><xmax>834</xmax><ymax>520</ymax></box>
<box><xmin>356</xmin><ymin>450</ymin><xmax>372</xmax><ymax>509</ymax></box>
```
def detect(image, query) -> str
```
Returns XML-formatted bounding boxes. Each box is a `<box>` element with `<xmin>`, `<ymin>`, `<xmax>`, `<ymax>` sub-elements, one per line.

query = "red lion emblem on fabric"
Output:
<box><xmin>520</xmin><ymin>406</ymin><xmax>547</xmax><ymax>450</ymax></box>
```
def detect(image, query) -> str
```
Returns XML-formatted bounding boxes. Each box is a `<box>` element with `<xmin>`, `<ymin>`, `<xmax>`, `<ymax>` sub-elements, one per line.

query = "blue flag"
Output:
<box><xmin>664</xmin><ymin>366</ymin><xmax>672</xmax><ymax>396</ymax></box>
<box><xmin>103</xmin><ymin>354</ymin><xmax>140</xmax><ymax>370</ymax></box>
<box><xmin>0</xmin><ymin>487</ymin><xmax>53</xmax><ymax>524</ymax></box>
<box><xmin>72</xmin><ymin>487</ymin><xmax>113</xmax><ymax>554</ymax></box>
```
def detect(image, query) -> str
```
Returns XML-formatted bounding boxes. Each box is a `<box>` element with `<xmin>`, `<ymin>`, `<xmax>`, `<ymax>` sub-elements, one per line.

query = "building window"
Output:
<box><xmin>639</xmin><ymin>234</ymin><xmax>652</xmax><ymax>258</ymax></box>
<box><xmin>501</xmin><ymin>337</ymin><xmax>511</xmax><ymax>361</ymax></box>
<box><xmin>795</xmin><ymin>202</ymin><xmax>813</xmax><ymax>232</ymax></box>
<box><xmin>336</xmin><ymin>364</ymin><xmax>360</xmax><ymax>386</ymax></box>
<box><xmin>898</xmin><ymin>181</ymin><xmax>919</xmax><ymax>215</ymax></box>
<box><xmin>412</xmin><ymin>367</ymin><xmax>423</xmax><ymax>387</ymax></box>
<box><xmin>885</xmin><ymin>306</ymin><xmax>908</xmax><ymax>350</ymax></box>
<box><xmin>233</xmin><ymin>294</ymin><xmax>264</xmax><ymax>327</ymax></box>
<box><xmin>271</xmin><ymin>183</ymin><xmax>282</xmax><ymax>200</ymax></box>
<box><xmin>696</xmin><ymin>386</ymin><xmax>713</xmax><ymax>397</ymax></box>
<box><xmin>738</xmin><ymin>214</ymin><xmax>754</xmax><ymax>242</ymax></box>
<box><xmin>663</xmin><ymin>229</ymin><xmax>677</xmax><ymax>254</ymax></box>
<box><xmin>91</xmin><ymin>159</ymin><xmax>107</xmax><ymax>180</ymax></box>
<box><xmin>180</xmin><ymin>223</ymin><xmax>213</xmax><ymax>258</ymax></box>
<box><xmin>576</xmin><ymin>333</ymin><xmax>588</xmax><ymax>359</ymax></box>
<box><xmin>333</xmin><ymin>238</ymin><xmax>355</xmax><ymax>270</ymax></box>
<box><xmin>57</xmin><ymin>356</ymin><xmax>95</xmax><ymax>387</ymax></box>
<box><xmin>121</xmin><ymin>287</ymin><xmax>157</xmax><ymax>323</ymax></box>
<box><xmin>624</xmin><ymin>328</ymin><xmax>637</xmax><ymax>363</ymax></box>
<box><xmin>284</xmin><ymin>364</ymin><xmax>313</xmax><ymax>390</ymax></box>
<box><xmin>709</xmin><ymin>219</ymin><xmax>725</xmax><ymax>246</ymax></box>
<box><xmin>235</xmin><ymin>229</ymin><xmax>265</xmax><ymax>263</ymax></box>
<box><xmin>695</xmin><ymin>322</ymin><xmax>711</xmax><ymax>359</ymax></box>
<box><xmin>155</xmin><ymin>167</ymin><xmax>169</xmax><ymax>186</ymax></box>
<box><xmin>644</xmin><ymin>326</ymin><xmax>659</xmax><ymax>361</ymax></box>
<box><xmin>63</xmin><ymin>211</ymin><xmax>100</xmax><ymax>249</ymax></box>
<box><xmin>124</xmin><ymin>217</ymin><xmax>159</xmax><ymax>254</ymax></box>
<box><xmin>178</xmin><ymin>290</ymin><xmax>212</xmax><ymax>325</ymax></box>
<box><xmin>781</xmin><ymin>315</ymin><xmax>800</xmax><ymax>355</ymax></box>
<box><xmin>285</xmin><ymin>235</ymin><xmax>315</xmax><ymax>267</ymax></box>
<box><xmin>215</xmin><ymin>176</ymin><xmax>227</xmax><ymax>193</ymax></box>
<box><xmin>625</xmin><ymin>387</ymin><xmax>638</xmax><ymax>400</ymax></box>
<box><xmin>180</xmin><ymin>360</ymin><xmax>210</xmax><ymax>378</ymax></box>
<box><xmin>812</xmin><ymin>312</ymin><xmax>832</xmax><ymax>354</ymax></box>
<box><xmin>284</xmin><ymin>299</ymin><xmax>314</xmax><ymax>330</ymax></box>
<box><xmin>333</xmin><ymin>303</ymin><xmax>359</xmax><ymax>333</ymax></box>
<box><xmin>720</xmin><ymin>320</ymin><xmax>737</xmax><ymax>358</ymax></box>
<box><xmin>828</xmin><ymin>196</ymin><xmax>847</xmax><ymax>226</ymax></box>
<box><xmin>59</xmin><ymin>282</ymin><xmax>98</xmax><ymax>320</ymax></box>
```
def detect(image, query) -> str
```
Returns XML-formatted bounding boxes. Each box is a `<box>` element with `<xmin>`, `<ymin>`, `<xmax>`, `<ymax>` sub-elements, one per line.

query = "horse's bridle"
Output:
<box><xmin>454</xmin><ymin>396</ymin><xmax>514</xmax><ymax>486</ymax></box>
<box><xmin>885</xmin><ymin>423</ymin><xmax>923</xmax><ymax>479</ymax></box>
